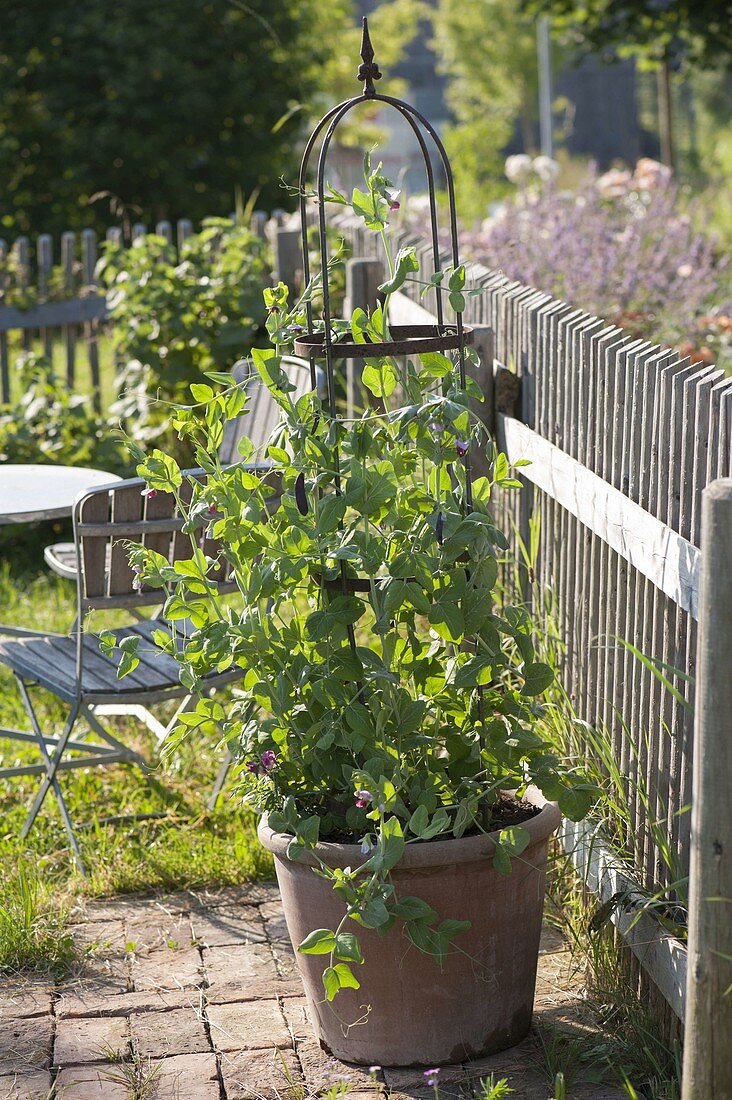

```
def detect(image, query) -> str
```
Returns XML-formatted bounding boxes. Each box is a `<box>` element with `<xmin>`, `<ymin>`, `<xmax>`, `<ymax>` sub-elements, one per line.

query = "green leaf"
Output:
<box><xmin>334</xmin><ymin>932</ymin><xmax>364</xmax><ymax>964</ymax></box>
<box><xmin>449</xmin><ymin>290</ymin><xmax>465</xmax><ymax>313</ymax></box>
<box><xmin>322</xmin><ymin>966</ymin><xmax>340</xmax><ymax>1001</ymax></box>
<box><xmin>317</xmin><ymin>494</ymin><xmax>346</xmax><ymax>532</ymax></box>
<box><xmin>298</xmin><ymin>928</ymin><xmax>336</xmax><ymax>955</ymax></box>
<box><xmin>408</xmin><ymin>804</ymin><xmax>429</xmax><ymax>837</ymax></box>
<box><xmin>378</xmin><ymin>246</ymin><xmax>419</xmax><ymax>295</ymax></box>
<box><xmin>522</xmin><ymin>662</ymin><xmax>554</xmax><ymax>696</ymax></box>
<box><xmin>362</xmin><ymin>360</ymin><xmax>398</xmax><ymax>399</ymax></box>
<box><xmin>351</xmin><ymin>187</ymin><xmax>388</xmax><ymax>231</ymax></box>
<box><xmin>380</xmin><ymin>816</ymin><xmax>405</xmax><ymax>872</ymax></box>
<box><xmin>492</xmin><ymin>845</ymin><xmax>513</xmax><ymax>876</ymax></box>
<box><xmin>391</xmin><ymin>896</ymin><xmax>437</xmax><ymax>922</ymax></box>
<box><xmin>190</xmin><ymin>383</ymin><xmax>214</xmax><ymax>403</ymax></box>
<box><xmin>419</xmin><ymin>352</ymin><xmax>453</xmax><ymax>377</ymax></box>
<box><xmin>358</xmin><ymin>896</ymin><xmax>390</xmax><ymax>928</ymax></box>
<box><xmin>448</xmin><ymin>264</ymin><xmax>466</xmax><ymax>291</ymax></box>
<box><xmin>251</xmin><ymin>347</ymin><xmax>295</xmax><ymax>394</ymax></box>
<box><xmin>333</xmin><ymin>961</ymin><xmax>360</xmax><ymax>989</ymax></box>
<box><xmin>498</xmin><ymin>826</ymin><xmax>531</xmax><ymax>856</ymax></box>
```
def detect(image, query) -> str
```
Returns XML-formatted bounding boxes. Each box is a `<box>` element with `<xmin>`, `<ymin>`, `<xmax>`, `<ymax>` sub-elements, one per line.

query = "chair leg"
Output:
<box><xmin>208</xmin><ymin>748</ymin><xmax>234</xmax><ymax>811</ymax></box>
<box><xmin>81</xmin><ymin>706</ymin><xmax>152</xmax><ymax>772</ymax></box>
<box><xmin>16</xmin><ymin>680</ymin><xmax>85</xmax><ymax>873</ymax></box>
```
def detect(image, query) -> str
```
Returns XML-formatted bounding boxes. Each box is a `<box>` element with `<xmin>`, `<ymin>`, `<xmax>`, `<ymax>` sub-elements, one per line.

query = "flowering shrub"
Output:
<box><xmin>459</xmin><ymin>160</ymin><xmax>730</xmax><ymax>371</ymax></box>
<box><xmin>99</xmin><ymin>217</ymin><xmax>268</xmax><ymax>450</ymax></box>
<box><xmin>116</xmin><ymin>155</ymin><xmax>595</xmax><ymax>1003</ymax></box>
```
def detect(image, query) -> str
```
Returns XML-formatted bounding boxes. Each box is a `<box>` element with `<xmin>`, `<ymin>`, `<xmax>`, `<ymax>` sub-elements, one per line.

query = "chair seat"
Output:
<box><xmin>0</xmin><ymin>619</ymin><xmax>240</xmax><ymax>704</ymax></box>
<box><xmin>44</xmin><ymin>542</ymin><xmax>79</xmax><ymax>580</ymax></box>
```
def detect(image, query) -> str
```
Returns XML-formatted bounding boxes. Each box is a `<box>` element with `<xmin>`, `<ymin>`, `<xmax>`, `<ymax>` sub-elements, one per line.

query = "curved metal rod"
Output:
<box><xmin>299</xmin><ymin>98</ymin><xmax>445</xmax><ymax>328</ymax></box>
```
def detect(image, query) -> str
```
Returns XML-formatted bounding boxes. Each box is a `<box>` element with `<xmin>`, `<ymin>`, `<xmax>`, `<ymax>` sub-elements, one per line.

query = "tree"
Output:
<box><xmin>429</xmin><ymin>0</ymin><xmax>541</xmax><ymax>221</ymax></box>
<box><xmin>0</xmin><ymin>0</ymin><xmax>357</xmax><ymax>237</ymax></box>
<box><xmin>522</xmin><ymin>0</ymin><xmax>732</xmax><ymax>71</ymax></box>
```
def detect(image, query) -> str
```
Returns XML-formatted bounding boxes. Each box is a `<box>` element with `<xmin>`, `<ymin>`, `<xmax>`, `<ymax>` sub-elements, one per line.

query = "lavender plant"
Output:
<box><xmin>110</xmin><ymin>155</ymin><xmax>596</xmax><ymax>1004</ymax></box>
<box><xmin>455</xmin><ymin>162</ymin><xmax>730</xmax><ymax>370</ymax></box>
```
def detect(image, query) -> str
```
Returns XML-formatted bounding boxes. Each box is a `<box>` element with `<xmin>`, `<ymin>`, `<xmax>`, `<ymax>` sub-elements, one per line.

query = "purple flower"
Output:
<box><xmin>132</xmin><ymin>564</ymin><xmax>143</xmax><ymax>592</ymax></box>
<box><xmin>260</xmin><ymin>750</ymin><xmax>277</xmax><ymax>772</ymax></box>
<box><xmin>428</xmin><ymin>421</ymin><xmax>444</xmax><ymax>437</ymax></box>
<box><xmin>285</xmin><ymin>323</ymin><xmax>304</xmax><ymax>337</ymax></box>
<box><xmin>386</xmin><ymin>188</ymin><xmax>401</xmax><ymax>211</ymax></box>
<box><xmin>455</xmin><ymin>440</ymin><xmax>469</xmax><ymax>458</ymax></box>
<box><xmin>245</xmin><ymin>759</ymin><xmax>260</xmax><ymax>776</ymax></box>
<box><xmin>360</xmin><ymin>835</ymin><xmax>374</xmax><ymax>855</ymax></box>
<box><xmin>141</xmin><ymin>487</ymin><xmax>157</xmax><ymax>499</ymax></box>
<box><xmin>355</xmin><ymin>789</ymin><xmax>373</xmax><ymax>809</ymax></box>
<box><xmin>424</xmin><ymin>1068</ymin><xmax>440</xmax><ymax>1086</ymax></box>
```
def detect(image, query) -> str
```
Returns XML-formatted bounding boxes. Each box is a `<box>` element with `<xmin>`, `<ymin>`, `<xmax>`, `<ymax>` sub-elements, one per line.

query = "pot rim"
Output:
<box><xmin>258</xmin><ymin>784</ymin><xmax>560</xmax><ymax>870</ymax></box>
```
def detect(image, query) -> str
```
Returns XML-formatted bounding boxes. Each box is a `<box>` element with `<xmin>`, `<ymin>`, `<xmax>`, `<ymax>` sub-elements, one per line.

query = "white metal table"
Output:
<box><xmin>0</xmin><ymin>463</ymin><xmax>122</xmax><ymax>524</ymax></box>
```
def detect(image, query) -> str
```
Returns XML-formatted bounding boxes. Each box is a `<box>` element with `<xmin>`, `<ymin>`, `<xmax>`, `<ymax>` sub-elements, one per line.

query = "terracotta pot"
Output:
<box><xmin>258</xmin><ymin>786</ymin><xmax>560</xmax><ymax>1066</ymax></box>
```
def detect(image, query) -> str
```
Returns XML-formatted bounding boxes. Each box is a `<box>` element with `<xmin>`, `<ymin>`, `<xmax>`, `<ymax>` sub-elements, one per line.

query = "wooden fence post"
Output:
<box><xmin>344</xmin><ymin>257</ymin><xmax>384</xmax><ymax>417</ymax></box>
<box><xmin>81</xmin><ymin>229</ymin><xmax>101</xmax><ymax>412</ymax></box>
<box><xmin>272</xmin><ymin>226</ymin><xmax>301</xmax><ymax>300</ymax></box>
<box><xmin>468</xmin><ymin>324</ymin><xmax>495</xmax><ymax>480</ymax></box>
<box><xmin>682</xmin><ymin>478</ymin><xmax>732</xmax><ymax>1100</ymax></box>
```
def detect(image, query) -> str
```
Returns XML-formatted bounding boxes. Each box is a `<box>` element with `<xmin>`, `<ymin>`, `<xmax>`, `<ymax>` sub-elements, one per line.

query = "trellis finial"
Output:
<box><xmin>358</xmin><ymin>17</ymin><xmax>381</xmax><ymax>97</ymax></box>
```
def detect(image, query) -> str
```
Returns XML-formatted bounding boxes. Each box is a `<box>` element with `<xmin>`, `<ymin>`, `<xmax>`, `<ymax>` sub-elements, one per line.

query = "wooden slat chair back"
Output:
<box><xmin>218</xmin><ymin>354</ymin><xmax>323</xmax><ymax>466</ymax></box>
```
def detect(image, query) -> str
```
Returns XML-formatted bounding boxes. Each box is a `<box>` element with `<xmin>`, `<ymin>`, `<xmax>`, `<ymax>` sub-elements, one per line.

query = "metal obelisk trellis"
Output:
<box><xmin>292</xmin><ymin>17</ymin><xmax>474</xmax><ymax>510</ymax></box>
<box><xmin>291</xmin><ymin>14</ymin><xmax>478</xmax><ymax>714</ymax></box>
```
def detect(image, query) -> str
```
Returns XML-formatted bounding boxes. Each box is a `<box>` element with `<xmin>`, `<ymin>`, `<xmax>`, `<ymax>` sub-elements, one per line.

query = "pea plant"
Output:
<box><xmin>114</xmin><ymin>155</ymin><xmax>597</xmax><ymax>1004</ymax></box>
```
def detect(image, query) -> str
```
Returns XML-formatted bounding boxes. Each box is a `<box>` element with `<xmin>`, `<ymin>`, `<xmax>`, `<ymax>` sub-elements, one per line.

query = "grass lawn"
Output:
<box><xmin>0</xmin><ymin>523</ymin><xmax>272</xmax><ymax>975</ymax></box>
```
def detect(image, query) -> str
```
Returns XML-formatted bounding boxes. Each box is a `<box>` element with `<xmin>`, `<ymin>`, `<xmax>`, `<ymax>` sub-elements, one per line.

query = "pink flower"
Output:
<box><xmin>208</xmin><ymin>504</ymin><xmax>218</xmax><ymax>515</ymax></box>
<box><xmin>141</xmin><ymin>487</ymin><xmax>158</xmax><ymax>498</ymax></box>
<box><xmin>355</xmin><ymin>789</ymin><xmax>373</xmax><ymax>809</ymax></box>
<box><xmin>424</xmin><ymin>1068</ymin><xmax>440</xmax><ymax>1086</ymax></box>
<box><xmin>386</xmin><ymin>188</ymin><xmax>401</xmax><ymax>211</ymax></box>
<box><xmin>455</xmin><ymin>439</ymin><xmax>469</xmax><ymax>458</ymax></box>
<box><xmin>634</xmin><ymin>157</ymin><xmax>672</xmax><ymax>192</ymax></box>
<box><xmin>260</xmin><ymin>750</ymin><xmax>277</xmax><ymax>772</ymax></box>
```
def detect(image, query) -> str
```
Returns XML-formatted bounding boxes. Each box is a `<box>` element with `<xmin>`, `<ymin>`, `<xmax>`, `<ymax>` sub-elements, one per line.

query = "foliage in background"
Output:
<box><xmin>523</xmin><ymin>0</ymin><xmax>732</xmax><ymax>70</ymax></box>
<box><xmin>0</xmin><ymin>0</ymin><xmax>424</xmax><ymax>238</ymax></box>
<box><xmin>458</xmin><ymin>161</ymin><xmax>731</xmax><ymax>371</ymax></box>
<box><xmin>100</xmin><ymin>218</ymin><xmax>268</xmax><ymax>450</ymax></box>
<box><xmin>428</xmin><ymin>0</ymin><xmax>543</xmax><ymax>222</ymax></box>
<box><xmin>0</xmin><ymin>351</ymin><xmax>127</xmax><ymax>469</ymax></box>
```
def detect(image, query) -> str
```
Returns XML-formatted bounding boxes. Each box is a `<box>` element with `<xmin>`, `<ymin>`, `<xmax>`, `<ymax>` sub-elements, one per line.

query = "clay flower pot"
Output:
<box><xmin>258</xmin><ymin>787</ymin><xmax>560</xmax><ymax>1066</ymax></box>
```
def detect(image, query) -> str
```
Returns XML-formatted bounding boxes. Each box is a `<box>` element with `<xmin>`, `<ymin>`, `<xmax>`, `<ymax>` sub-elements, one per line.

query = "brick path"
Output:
<box><xmin>0</xmin><ymin>883</ymin><xmax>626</xmax><ymax>1099</ymax></box>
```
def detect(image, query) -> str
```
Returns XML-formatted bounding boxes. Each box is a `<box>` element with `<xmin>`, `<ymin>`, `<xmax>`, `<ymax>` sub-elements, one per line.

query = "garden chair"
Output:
<box><xmin>43</xmin><ymin>355</ymin><xmax>321</xmax><ymax>577</ymax></box>
<box><xmin>0</xmin><ymin>472</ymin><xmax>255</xmax><ymax>870</ymax></box>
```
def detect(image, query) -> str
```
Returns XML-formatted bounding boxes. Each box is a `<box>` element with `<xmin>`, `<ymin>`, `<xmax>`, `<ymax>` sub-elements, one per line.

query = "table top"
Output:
<box><xmin>0</xmin><ymin>464</ymin><xmax>122</xmax><ymax>525</ymax></box>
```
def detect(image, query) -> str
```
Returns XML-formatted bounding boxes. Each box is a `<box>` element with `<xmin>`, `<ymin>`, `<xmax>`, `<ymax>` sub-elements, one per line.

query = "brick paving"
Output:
<box><xmin>0</xmin><ymin>883</ymin><xmax>627</xmax><ymax>1099</ymax></box>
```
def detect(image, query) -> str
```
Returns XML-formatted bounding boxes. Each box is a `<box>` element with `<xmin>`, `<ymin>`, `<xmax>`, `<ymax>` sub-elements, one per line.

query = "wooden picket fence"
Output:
<box><xmin>331</xmin><ymin>213</ymin><xmax>731</xmax><ymax>1095</ymax></box>
<box><xmin>0</xmin><ymin>213</ymin><xmax>273</xmax><ymax>409</ymax></box>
